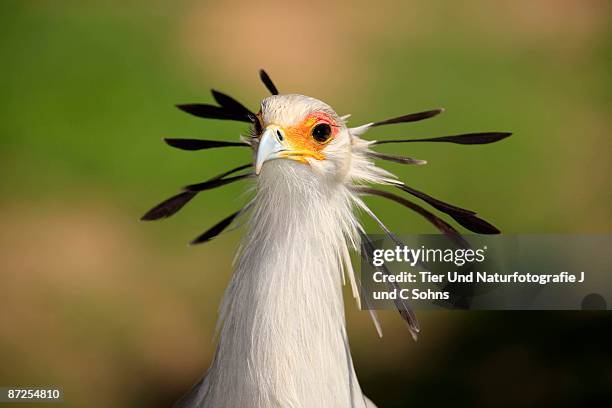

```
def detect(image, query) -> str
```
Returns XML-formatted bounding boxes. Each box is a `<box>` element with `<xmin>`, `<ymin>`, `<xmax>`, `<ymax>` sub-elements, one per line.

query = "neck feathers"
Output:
<box><xmin>193</xmin><ymin>161</ymin><xmax>372</xmax><ymax>408</ymax></box>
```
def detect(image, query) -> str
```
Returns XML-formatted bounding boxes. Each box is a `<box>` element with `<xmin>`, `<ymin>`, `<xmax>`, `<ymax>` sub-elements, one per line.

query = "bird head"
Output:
<box><xmin>141</xmin><ymin>69</ymin><xmax>512</xmax><ymax>338</ymax></box>
<box><xmin>143</xmin><ymin>68</ymin><xmax>512</xmax><ymax>241</ymax></box>
<box><xmin>253</xmin><ymin>94</ymin><xmax>351</xmax><ymax>180</ymax></box>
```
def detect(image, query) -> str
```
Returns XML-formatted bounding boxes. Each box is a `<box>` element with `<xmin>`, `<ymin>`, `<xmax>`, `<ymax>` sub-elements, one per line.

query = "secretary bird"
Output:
<box><xmin>142</xmin><ymin>70</ymin><xmax>510</xmax><ymax>407</ymax></box>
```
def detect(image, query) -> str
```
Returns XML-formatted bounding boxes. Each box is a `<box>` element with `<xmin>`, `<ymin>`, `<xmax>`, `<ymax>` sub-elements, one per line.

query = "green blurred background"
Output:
<box><xmin>1</xmin><ymin>1</ymin><xmax>611</xmax><ymax>406</ymax></box>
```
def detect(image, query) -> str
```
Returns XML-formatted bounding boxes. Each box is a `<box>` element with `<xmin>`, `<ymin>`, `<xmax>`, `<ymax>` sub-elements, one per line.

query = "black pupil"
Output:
<box><xmin>312</xmin><ymin>123</ymin><xmax>332</xmax><ymax>142</ymax></box>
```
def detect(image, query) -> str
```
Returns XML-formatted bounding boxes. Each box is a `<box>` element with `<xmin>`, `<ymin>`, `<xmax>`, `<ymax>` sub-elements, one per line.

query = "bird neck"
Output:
<box><xmin>199</xmin><ymin>163</ymin><xmax>369</xmax><ymax>407</ymax></box>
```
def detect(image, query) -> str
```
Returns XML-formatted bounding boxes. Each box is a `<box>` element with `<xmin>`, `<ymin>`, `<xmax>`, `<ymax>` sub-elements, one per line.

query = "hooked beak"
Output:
<box><xmin>255</xmin><ymin>124</ymin><xmax>325</xmax><ymax>175</ymax></box>
<box><xmin>255</xmin><ymin>125</ymin><xmax>288</xmax><ymax>175</ymax></box>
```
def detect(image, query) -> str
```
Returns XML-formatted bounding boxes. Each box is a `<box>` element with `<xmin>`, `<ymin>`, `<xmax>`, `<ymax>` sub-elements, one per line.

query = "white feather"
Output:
<box><xmin>182</xmin><ymin>95</ymin><xmax>395</xmax><ymax>408</ymax></box>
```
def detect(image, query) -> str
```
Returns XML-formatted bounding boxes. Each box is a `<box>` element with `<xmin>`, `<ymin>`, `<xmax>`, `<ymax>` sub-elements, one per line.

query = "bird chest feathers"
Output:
<box><xmin>195</xmin><ymin>162</ymin><xmax>370</xmax><ymax>407</ymax></box>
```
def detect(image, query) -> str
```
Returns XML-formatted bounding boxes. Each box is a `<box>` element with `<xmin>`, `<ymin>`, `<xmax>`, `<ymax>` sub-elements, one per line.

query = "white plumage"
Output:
<box><xmin>183</xmin><ymin>95</ymin><xmax>385</xmax><ymax>407</ymax></box>
<box><xmin>142</xmin><ymin>71</ymin><xmax>509</xmax><ymax>408</ymax></box>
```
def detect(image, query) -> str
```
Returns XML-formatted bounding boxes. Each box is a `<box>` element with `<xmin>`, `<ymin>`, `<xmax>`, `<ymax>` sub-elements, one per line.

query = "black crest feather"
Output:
<box><xmin>371</xmin><ymin>109</ymin><xmax>443</xmax><ymax>127</ymax></box>
<box><xmin>141</xmin><ymin>164</ymin><xmax>251</xmax><ymax>221</ymax></box>
<box><xmin>164</xmin><ymin>138</ymin><xmax>248</xmax><ymax>151</ymax></box>
<box><xmin>183</xmin><ymin>173</ymin><xmax>252</xmax><ymax>193</ymax></box>
<box><xmin>355</xmin><ymin>187</ymin><xmax>469</xmax><ymax>248</ymax></box>
<box><xmin>141</xmin><ymin>191</ymin><xmax>197</xmax><ymax>221</ymax></box>
<box><xmin>259</xmin><ymin>69</ymin><xmax>279</xmax><ymax>95</ymax></box>
<box><xmin>374</xmin><ymin>132</ymin><xmax>512</xmax><ymax>146</ymax></box>
<box><xmin>211</xmin><ymin>90</ymin><xmax>255</xmax><ymax>119</ymax></box>
<box><xmin>367</xmin><ymin>151</ymin><xmax>427</xmax><ymax>165</ymax></box>
<box><xmin>360</xmin><ymin>230</ymin><xmax>420</xmax><ymax>340</ymax></box>
<box><xmin>190</xmin><ymin>210</ymin><xmax>241</xmax><ymax>245</ymax></box>
<box><xmin>176</xmin><ymin>104</ymin><xmax>252</xmax><ymax>123</ymax></box>
<box><xmin>395</xmin><ymin>184</ymin><xmax>500</xmax><ymax>234</ymax></box>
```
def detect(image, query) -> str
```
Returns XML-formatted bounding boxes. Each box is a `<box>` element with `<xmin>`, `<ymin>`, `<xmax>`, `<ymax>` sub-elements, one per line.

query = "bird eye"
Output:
<box><xmin>311</xmin><ymin>123</ymin><xmax>332</xmax><ymax>143</ymax></box>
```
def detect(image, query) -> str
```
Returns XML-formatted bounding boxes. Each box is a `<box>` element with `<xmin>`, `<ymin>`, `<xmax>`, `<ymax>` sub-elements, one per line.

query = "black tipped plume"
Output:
<box><xmin>371</xmin><ymin>109</ymin><xmax>443</xmax><ymax>127</ymax></box>
<box><xmin>176</xmin><ymin>103</ymin><xmax>253</xmax><ymax>123</ymax></box>
<box><xmin>360</xmin><ymin>230</ymin><xmax>420</xmax><ymax>340</ymax></box>
<box><xmin>183</xmin><ymin>173</ymin><xmax>252</xmax><ymax>192</ymax></box>
<box><xmin>141</xmin><ymin>164</ymin><xmax>251</xmax><ymax>221</ymax></box>
<box><xmin>164</xmin><ymin>138</ymin><xmax>249</xmax><ymax>151</ymax></box>
<box><xmin>374</xmin><ymin>132</ymin><xmax>512</xmax><ymax>146</ymax></box>
<box><xmin>141</xmin><ymin>191</ymin><xmax>197</xmax><ymax>221</ymax></box>
<box><xmin>355</xmin><ymin>187</ymin><xmax>469</xmax><ymax>248</ymax></box>
<box><xmin>394</xmin><ymin>184</ymin><xmax>500</xmax><ymax>234</ymax></box>
<box><xmin>211</xmin><ymin>89</ymin><xmax>255</xmax><ymax>119</ymax></box>
<box><xmin>259</xmin><ymin>69</ymin><xmax>279</xmax><ymax>95</ymax></box>
<box><xmin>190</xmin><ymin>210</ymin><xmax>241</xmax><ymax>245</ymax></box>
<box><xmin>367</xmin><ymin>151</ymin><xmax>427</xmax><ymax>166</ymax></box>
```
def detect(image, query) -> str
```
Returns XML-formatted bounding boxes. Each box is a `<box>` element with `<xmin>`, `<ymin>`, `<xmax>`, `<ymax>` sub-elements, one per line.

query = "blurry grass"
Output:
<box><xmin>0</xmin><ymin>1</ymin><xmax>259</xmax><ymax>254</ymax></box>
<box><xmin>0</xmin><ymin>1</ymin><xmax>248</xmax><ymax>210</ymax></box>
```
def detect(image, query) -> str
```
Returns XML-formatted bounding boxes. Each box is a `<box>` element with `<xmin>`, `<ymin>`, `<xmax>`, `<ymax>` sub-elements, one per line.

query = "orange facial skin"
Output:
<box><xmin>281</xmin><ymin>111</ymin><xmax>339</xmax><ymax>162</ymax></box>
